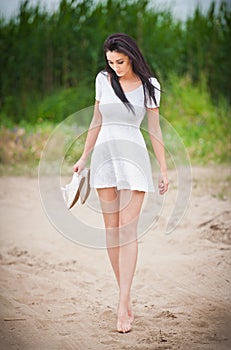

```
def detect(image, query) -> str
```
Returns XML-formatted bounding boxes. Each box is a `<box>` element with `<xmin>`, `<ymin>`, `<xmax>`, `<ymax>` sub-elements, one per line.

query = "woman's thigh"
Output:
<box><xmin>119</xmin><ymin>190</ymin><xmax>145</xmax><ymax>243</ymax></box>
<box><xmin>97</xmin><ymin>187</ymin><xmax>119</xmax><ymax>228</ymax></box>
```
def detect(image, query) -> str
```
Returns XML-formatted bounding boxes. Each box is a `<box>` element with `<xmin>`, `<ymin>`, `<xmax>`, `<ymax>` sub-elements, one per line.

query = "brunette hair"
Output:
<box><xmin>103</xmin><ymin>33</ymin><xmax>159</xmax><ymax>112</ymax></box>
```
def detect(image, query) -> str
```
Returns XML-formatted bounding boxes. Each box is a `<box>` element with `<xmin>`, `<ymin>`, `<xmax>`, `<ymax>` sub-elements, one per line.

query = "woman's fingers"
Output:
<box><xmin>73</xmin><ymin>158</ymin><xmax>86</xmax><ymax>173</ymax></box>
<box><xmin>158</xmin><ymin>174</ymin><xmax>168</xmax><ymax>195</ymax></box>
<box><xmin>73</xmin><ymin>164</ymin><xmax>78</xmax><ymax>172</ymax></box>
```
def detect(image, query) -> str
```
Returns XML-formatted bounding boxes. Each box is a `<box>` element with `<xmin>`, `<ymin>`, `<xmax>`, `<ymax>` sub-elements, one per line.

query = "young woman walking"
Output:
<box><xmin>73</xmin><ymin>33</ymin><xmax>168</xmax><ymax>333</ymax></box>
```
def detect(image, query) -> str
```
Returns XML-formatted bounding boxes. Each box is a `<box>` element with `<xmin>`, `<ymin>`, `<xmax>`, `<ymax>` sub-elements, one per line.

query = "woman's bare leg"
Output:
<box><xmin>97</xmin><ymin>188</ymin><xmax>120</xmax><ymax>285</ymax></box>
<box><xmin>97</xmin><ymin>188</ymin><xmax>145</xmax><ymax>333</ymax></box>
<box><xmin>117</xmin><ymin>190</ymin><xmax>145</xmax><ymax>333</ymax></box>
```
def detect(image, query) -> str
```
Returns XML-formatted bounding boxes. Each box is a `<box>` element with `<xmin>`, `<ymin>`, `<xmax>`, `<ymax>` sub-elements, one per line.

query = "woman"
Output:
<box><xmin>73</xmin><ymin>33</ymin><xmax>168</xmax><ymax>333</ymax></box>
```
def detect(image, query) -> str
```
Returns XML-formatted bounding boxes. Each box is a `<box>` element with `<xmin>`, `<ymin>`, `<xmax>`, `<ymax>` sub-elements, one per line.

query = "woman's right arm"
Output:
<box><xmin>73</xmin><ymin>100</ymin><xmax>102</xmax><ymax>173</ymax></box>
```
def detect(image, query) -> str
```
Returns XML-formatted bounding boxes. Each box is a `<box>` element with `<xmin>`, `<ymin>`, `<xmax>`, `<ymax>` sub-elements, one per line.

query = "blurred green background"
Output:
<box><xmin>0</xmin><ymin>0</ymin><xmax>230</xmax><ymax>173</ymax></box>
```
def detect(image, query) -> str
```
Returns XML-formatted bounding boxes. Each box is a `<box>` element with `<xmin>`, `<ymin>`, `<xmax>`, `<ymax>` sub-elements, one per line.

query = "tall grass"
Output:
<box><xmin>161</xmin><ymin>74</ymin><xmax>231</xmax><ymax>163</ymax></box>
<box><xmin>0</xmin><ymin>0</ymin><xmax>230</xmax><ymax>124</ymax></box>
<box><xmin>0</xmin><ymin>75</ymin><xmax>230</xmax><ymax>175</ymax></box>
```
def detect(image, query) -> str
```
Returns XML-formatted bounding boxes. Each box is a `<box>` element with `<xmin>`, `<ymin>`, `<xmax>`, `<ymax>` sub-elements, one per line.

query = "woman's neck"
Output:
<box><xmin>119</xmin><ymin>71</ymin><xmax>140</xmax><ymax>83</ymax></box>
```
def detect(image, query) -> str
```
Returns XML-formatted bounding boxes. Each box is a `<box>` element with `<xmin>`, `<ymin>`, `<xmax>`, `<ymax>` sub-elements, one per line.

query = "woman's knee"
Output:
<box><xmin>119</xmin><ymin>216</ymin><xmax>138</xmax><ymax>244</ymax></box>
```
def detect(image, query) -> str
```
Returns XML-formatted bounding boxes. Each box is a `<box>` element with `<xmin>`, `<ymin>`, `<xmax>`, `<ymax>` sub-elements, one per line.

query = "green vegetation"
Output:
<box><xmin>161</xmin><ymin>74</ymin><xmax>231</xmax><ymax>164</ymax></box>
<box><xmin>0</xmin><ymin>0</ymin><xmax>230</xmax><ymax>172</ymax></box>
<box><xmin>1</xmin><ymin>74</ymin><xmax>230</xmax><ymax>174</ymax></box>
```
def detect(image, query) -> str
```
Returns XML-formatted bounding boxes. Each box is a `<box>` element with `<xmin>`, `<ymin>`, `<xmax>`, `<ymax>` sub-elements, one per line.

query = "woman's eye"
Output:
<box><xmin>108</xmin><ymin>60</ymin><xmax>124</xmax><ymax>65</ymax></box>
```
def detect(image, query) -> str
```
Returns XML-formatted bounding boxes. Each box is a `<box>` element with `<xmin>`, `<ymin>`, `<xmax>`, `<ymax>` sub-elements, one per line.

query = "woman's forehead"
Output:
<box><xmin>106</xmin><ymin>51</ymin><xmax>128</xmax><ymax>61</ymax></box>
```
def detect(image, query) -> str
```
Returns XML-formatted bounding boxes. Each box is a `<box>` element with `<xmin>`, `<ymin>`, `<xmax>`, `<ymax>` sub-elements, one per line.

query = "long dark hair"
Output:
<box><xmin>103</xmin><ymin>33</ymin><xmax>159</xmax><ymax>112</ymax></box>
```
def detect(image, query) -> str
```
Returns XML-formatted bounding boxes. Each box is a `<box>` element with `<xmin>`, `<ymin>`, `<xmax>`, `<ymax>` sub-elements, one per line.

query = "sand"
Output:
<box><xmin>0</xmin><ymin>166</ymin><xmax>230</xmax><ymax>350</ymax></box>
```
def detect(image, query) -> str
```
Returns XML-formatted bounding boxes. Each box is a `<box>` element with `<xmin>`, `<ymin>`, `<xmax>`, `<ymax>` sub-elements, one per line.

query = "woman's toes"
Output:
<box><xmin>117</xmin><ymin>312</ymin><xmax>131</xmax><ymax>333</ymax></box>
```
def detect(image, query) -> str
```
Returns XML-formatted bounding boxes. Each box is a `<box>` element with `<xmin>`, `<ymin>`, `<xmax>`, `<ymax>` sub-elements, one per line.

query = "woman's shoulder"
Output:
<box><xmin>149</xmin><ymin>77</ymin><xmax>160</xmax><ymax>89</ymax></box>
<box><xmin>95</xmin><ymin>70</ymin><xmax>108</xmax><ymax>83</ymax></box>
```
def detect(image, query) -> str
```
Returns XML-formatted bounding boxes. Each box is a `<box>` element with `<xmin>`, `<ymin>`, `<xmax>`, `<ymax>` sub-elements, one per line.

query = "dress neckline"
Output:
<box><xmin>104</xmin><ymin>72</ymin><xmax>143</xmax><ymax>94</ymax></box>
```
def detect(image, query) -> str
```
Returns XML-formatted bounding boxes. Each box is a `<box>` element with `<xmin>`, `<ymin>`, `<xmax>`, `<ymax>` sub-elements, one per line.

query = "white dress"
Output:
<box><xmin>90</xmin><ymin>71</ymin><xmax>161</xmax><ymax>192</ymax></box>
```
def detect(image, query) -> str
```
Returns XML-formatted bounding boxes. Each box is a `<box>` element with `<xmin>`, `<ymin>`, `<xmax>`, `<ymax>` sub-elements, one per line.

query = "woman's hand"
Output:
<box><xmin>158</xmin><ymin>172</ymin><xmax>168</xmax><ymax>195</ymax></box>
<box><xmin>73</xmin><ymin>157</ymin><xmax>86</xmax><ymax>174</ymax></box>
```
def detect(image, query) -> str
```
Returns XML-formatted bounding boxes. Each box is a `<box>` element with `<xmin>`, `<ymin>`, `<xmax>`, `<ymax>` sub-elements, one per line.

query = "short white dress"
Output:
<box><xmin>90</xmin><ymin>71</ymin><xmax>161</xmax><ymax>192</ymax></box>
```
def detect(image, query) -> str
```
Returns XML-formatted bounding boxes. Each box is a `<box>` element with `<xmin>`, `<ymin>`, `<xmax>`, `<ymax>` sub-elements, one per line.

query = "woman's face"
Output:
<box><xmin>106</xmin><ymin>51</ymin><xmax>132</xmax><ymax>77</ymax></box>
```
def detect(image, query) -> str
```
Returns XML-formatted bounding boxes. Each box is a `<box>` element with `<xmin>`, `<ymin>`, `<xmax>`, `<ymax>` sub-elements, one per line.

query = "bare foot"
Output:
<box><xmin>117</xmin><ymin>310</ymin><xmax>132</xmax><ymax>333</ymax></box>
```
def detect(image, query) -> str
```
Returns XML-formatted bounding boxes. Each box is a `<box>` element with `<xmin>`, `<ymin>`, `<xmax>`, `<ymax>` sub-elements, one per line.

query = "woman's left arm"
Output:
<box><xmin>147</xmin><ymin>108</ymin><xmax>168</xmax><ymax>195</ymax></box>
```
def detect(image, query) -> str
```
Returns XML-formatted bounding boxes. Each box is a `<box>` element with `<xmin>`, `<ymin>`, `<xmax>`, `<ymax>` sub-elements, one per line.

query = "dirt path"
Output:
<box><xmin>0</xmin><ymin>166</ymin><xmax>230</xmax><ymax>350</ymax></box>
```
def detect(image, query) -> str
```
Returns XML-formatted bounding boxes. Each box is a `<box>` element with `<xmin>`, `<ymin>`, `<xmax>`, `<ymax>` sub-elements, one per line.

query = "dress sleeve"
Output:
<box><xmin>95</xmin><ymin>73</ymin><xmax>102</xmax><ymax>101</ymax></box>
<box><xmin>146</xmin><ymin>78</ymin><xmax>161</xmax><ymax>108</ymax></box>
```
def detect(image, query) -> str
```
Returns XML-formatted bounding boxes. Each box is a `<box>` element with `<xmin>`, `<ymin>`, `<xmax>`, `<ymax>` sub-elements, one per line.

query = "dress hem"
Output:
<box><xmin>90</xmin><ymin>185</ymin><xmax>155</xmax><ymax>193</ymax></box>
